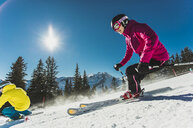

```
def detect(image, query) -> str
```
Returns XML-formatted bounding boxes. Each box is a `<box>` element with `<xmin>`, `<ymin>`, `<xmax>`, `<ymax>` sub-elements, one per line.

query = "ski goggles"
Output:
<box><xmin>112</xmin><ymin>16</ymin><xmax>128</xmax><ymax>31</ymax></box>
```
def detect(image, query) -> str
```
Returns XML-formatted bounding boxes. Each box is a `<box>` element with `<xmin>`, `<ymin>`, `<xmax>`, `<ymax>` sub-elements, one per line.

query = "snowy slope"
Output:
<box><xmin>0</xmin><ymin>73</ymin><xmax>193</xmax><ymax>128</ymax></box>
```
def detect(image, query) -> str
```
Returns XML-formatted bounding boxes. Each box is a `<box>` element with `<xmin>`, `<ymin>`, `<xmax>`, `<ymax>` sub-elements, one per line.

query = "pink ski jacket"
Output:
<box><xmin>120</xmin><ymin>20</ymin><xmax>169</xmax><ymax>66</ymax></box>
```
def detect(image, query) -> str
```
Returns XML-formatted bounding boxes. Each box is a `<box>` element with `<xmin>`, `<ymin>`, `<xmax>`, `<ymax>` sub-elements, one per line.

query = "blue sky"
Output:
<box><xmin>0</xmin><ymin>0</ymin><xmax>193</xmax><ymax>80</ymax></box>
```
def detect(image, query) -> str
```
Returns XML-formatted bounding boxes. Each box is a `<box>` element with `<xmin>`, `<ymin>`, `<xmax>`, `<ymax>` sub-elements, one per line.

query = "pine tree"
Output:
<box><xmin>64</xmin><ymin>79</ymin><xmax>72</xmax><ymax>97</ymax></box>
<box><xmin>27</xmin><ymin>59</ymin><xmax>46</xmax><ymax>104</ymax></box>
<box><xmin>181</xmin><ymin>47</ymin><xmax>193</xmax><ymax>62</ymax></box>
<box><xmin>185</xmin><ymin>47</ymin><xmax>193</xmax><ymax>62</ymax></box>
<box><xmin>6</xmin><ymin>56</ymin><xmax>27</xmax><ymax>90</ymax></box>
<box><xmin>64</xmin><ymin>79</ymin><xmax>69</xmax><ymax>96</ymax></box>
<box><xmin>111</xmin><ymin>77</ymin><xmax>118</xmax><ymax>91</ymax></box>
<box><xmin>79</xmin><ymin>75</ymin><xmax>83</xmax><ymax>93</ymax></box>
<box><xmin>45</xmin><ymin>56</ymin><xmax>59</xmax><ymax>100</ymax></box>
<box><xmin>73</xmin><ymin>64</ymin><xmax>82</xmax><ymax>94</ymax></box>
<box><xmin>82</xmin><ymin>70</ymin><xmax>90</xmax><ymax>95</ymax></box>
<box><xmin>174</xmin><ymin>53</ymin><xmax>181</xmax><ymax>64</ymax></box>
<box><xmin>69</xmin><ymin>80</ymin><xmax>73</xmax><ymax>94</ymax></box>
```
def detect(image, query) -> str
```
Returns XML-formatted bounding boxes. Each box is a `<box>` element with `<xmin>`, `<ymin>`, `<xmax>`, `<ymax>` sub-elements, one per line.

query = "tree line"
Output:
<box><xmin>170</xmin><ymin>47</ymin><xmax>193</xmax><ymax>64</ymax></box>
<box><xmin>3</xmin><ymin>56</ymin><xmax>119</xmax><ymax>106</ymax></box>
<box><xmin>5</xmin><ymin>56</ymin><xmax>60</xmax><ymax>105</ymax></box>
<box><xmin>168</xmin><ymin>47</ymin><xmax>193</xmax><ymax>74</ymax></box>
<box><xmin>144</xmin><ymin>47</ymin><xmax>193</xmax><ymax>82</ymax></box>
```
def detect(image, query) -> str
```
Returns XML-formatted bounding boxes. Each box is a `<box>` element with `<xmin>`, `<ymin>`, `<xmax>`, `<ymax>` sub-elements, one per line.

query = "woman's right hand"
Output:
<box><xmin>114</xmin><ymin>63</ymin><xmax>122</xmax><ymax>71</ymax></box>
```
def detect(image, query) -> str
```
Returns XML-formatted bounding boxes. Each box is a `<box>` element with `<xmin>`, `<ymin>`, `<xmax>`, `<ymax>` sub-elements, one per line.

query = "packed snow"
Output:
<box><xmin>0</xmin><ymin>73</ymin><xmax>193</xmax><ymax>128</ymax></box>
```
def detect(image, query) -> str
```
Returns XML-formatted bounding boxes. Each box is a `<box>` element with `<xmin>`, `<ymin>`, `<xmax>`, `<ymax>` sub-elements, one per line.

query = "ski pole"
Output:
<box><xmin>118</xmin><ymin>69</ymin><xmax>124</xmax><ymax>76</ymax></box>
<box><xmin>118</xmin><ymin>69</ymin><xmax>127</xmax><ymax>81</ymax></box>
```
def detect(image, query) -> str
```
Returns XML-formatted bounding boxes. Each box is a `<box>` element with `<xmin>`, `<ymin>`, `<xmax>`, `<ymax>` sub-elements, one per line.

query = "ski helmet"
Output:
<box><xmin>111</xmin><ymin>14</ymin><xmax>129</xmax><ymax>31</ymax></box>
<box><xmin>0</xmin><ymin>81</ymin><xmax>12</xmax><ymax>89</ymax></box>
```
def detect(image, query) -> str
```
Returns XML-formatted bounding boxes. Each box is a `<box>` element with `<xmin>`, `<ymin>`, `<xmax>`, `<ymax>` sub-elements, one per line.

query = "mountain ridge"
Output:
<box><xmin>25</xmin><ymin>72</ymin><xmax>122</xmax><ymax>90</ymax></box>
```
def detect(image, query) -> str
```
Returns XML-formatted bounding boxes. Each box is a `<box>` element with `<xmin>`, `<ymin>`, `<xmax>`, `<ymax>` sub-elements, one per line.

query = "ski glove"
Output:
<box><xmin>136</xmin><ymin>62</ymin><xmax>149</xmax><ymax>74</ymax></box>
<box><xmin>114</xmin><ymin>63</ymin><xmax>122</xmax><ymax>71</ymax></box>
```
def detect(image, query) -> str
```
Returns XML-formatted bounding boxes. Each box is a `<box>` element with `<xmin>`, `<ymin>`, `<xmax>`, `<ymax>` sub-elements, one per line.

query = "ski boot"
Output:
<box><xmin>120</xmin><ymin>90</ymin><xmax>133</xmax><ymax>100</ymax></box>
<box><xmin>120</xmin><ymin>88</ymin><xmax>145</xmax><ymax>100</ymax></box>
<box><xmin>6</xmin><ymin>115</ymin><xmax>25</xmax><ymax>122</ymax></box>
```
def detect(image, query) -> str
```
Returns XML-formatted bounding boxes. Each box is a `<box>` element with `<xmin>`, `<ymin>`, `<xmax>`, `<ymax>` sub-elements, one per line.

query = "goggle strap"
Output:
<box><xmin>118</xmin><ymin>16</ymin><xmax>128</xmax><ymax>23</ymax></box>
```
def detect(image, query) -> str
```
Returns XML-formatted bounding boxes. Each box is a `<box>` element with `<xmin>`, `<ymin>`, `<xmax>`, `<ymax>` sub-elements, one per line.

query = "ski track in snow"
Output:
<box><xmin>0</xmin><ymin>73</ymin><xmax>193</xmax><ymax>128</ymax></box>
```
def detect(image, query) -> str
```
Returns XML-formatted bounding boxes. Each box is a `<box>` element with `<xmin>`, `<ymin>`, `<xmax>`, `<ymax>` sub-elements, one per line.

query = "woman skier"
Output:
<box><xmin>111</xmin><ymin>14</ymin><xmax>169</xmax><ymax>99</ymax></box>
<box><xmin>0</xmin><ymin>81</ymin><xmax>32</xmax><ymax>121</ymax></box>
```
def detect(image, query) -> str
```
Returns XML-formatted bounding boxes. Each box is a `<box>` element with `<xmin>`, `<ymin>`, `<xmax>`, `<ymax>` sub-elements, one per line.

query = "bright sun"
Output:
<box><xmin>43</xmin><ymin>25</ymin><xmax>60</xmax><ymax>52</ymax></box>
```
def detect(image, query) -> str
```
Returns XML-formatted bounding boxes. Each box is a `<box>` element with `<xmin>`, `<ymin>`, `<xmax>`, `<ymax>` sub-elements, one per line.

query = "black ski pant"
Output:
<box><xmin>125</xmin><ymin>59</ymin><xmax>167</xmax><ymax>94</ymax></box>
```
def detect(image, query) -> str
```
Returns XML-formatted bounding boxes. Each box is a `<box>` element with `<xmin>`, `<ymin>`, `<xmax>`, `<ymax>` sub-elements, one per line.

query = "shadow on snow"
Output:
<box><xmin>0</xmin><ymin>119</ymin><xmax>25</xmax><ymax>128</ymax></box>
<box><xmin>141</xmin><ymin>93</ymin><xmax>193</xmax><ymax>102</ymax></box>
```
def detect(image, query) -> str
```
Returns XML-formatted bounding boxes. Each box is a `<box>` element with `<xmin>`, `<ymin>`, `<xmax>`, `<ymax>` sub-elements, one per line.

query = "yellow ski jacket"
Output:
<box><xmin>0</xmin><ymin>84</ymin><xmax>30</xmax><ymax>111</ymax></box>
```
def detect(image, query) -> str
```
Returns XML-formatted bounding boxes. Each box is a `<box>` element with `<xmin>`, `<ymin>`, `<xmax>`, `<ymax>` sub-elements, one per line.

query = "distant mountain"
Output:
<box><xmin>26</xmin><ymin>72</ymin><xmax>122</xmax><ymax>90</ymax></box>
<box><xmin>57</xmin><ymin>72</ymin><xmax>122</xmax><ymax>90</ymax></box>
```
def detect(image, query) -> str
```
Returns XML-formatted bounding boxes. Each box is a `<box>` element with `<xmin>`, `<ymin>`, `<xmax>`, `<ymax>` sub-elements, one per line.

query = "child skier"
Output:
<box><xmin>111</xmin><ymin>14</ymin><xmax>169</xmax><ymax>99</ymax></box>
<box><xmin>0</xmin><ymin>81</ymin><xmax>32</xmax><ymax>121</ymax></box>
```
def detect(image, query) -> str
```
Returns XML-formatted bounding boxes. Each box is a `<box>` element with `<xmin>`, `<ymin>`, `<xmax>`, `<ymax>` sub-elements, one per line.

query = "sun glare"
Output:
<box><xmin>43</xmin><ymin>25</ymin><xmax>60</xmax><ymax>52</ymax></box>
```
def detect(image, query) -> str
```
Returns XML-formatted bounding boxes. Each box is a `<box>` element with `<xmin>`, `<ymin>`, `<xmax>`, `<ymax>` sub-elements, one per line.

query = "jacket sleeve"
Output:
<box><xmin>0</xmin><ymin>94</ymin><xmax>9</xmax><ymax>109</ymax></box>
<box><xmin>120</xmin><ymin>43</ymin><xmax>133</xmax><ymax>66</ymax></box>
<box><xmin>138</xmin><ymin>24</ymin><xmax>159</xmax><ymax>63</ymax></box>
